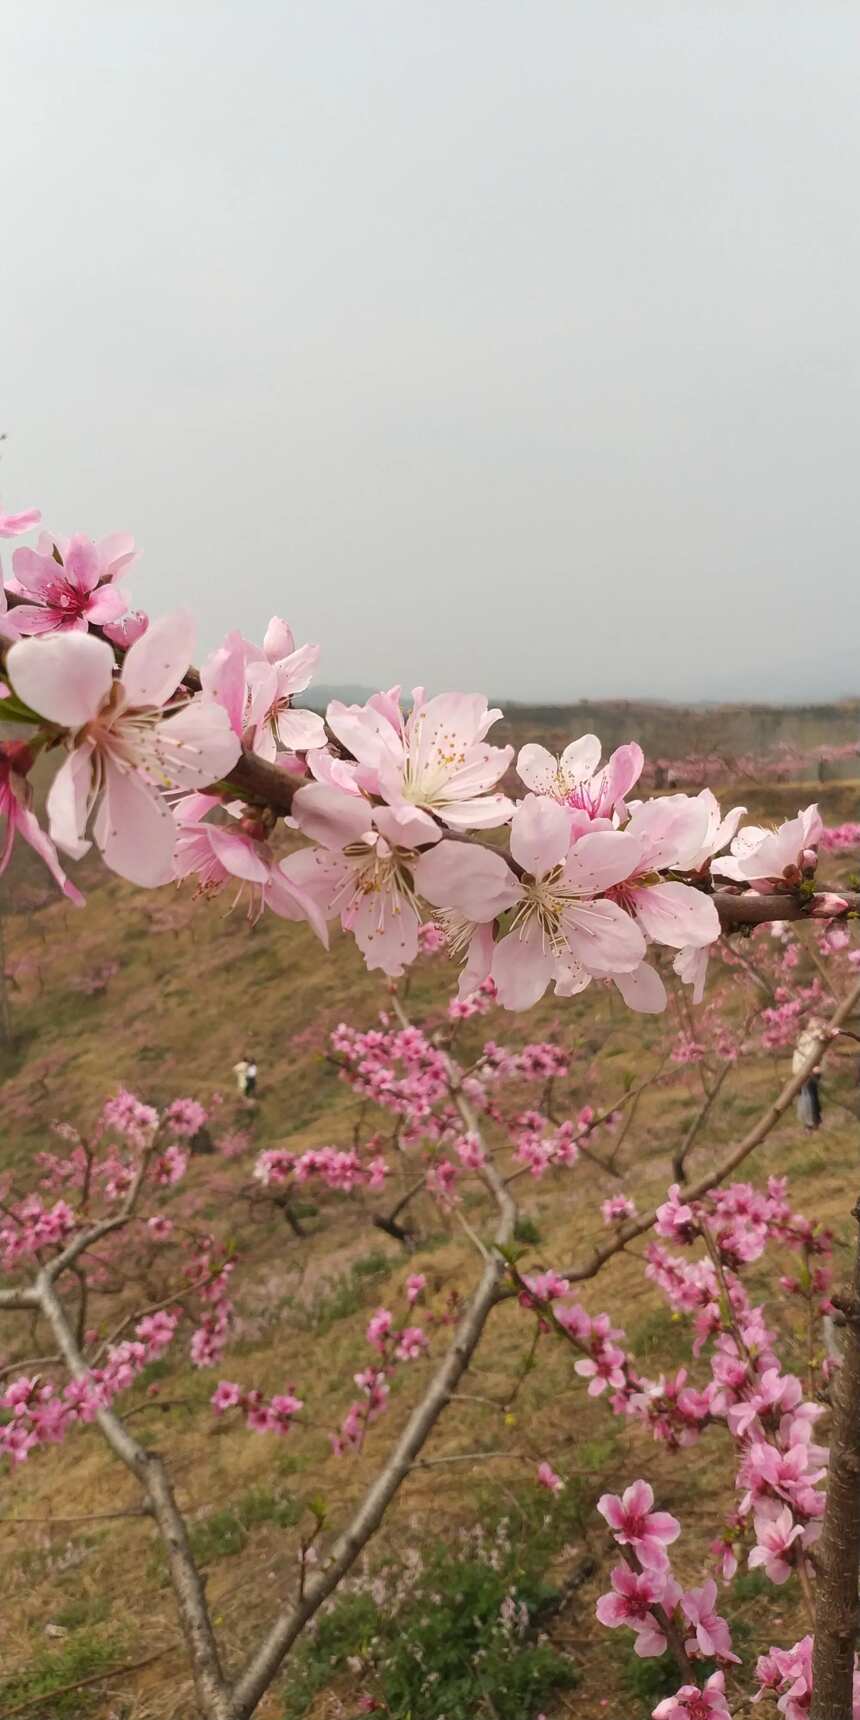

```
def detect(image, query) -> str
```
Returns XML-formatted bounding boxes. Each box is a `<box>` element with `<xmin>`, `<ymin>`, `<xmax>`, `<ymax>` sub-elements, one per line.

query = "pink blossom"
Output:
<box><xmin>9</xmin><ymin>532</ymin><xmax>134</xmax><ymax>634</ymax></box>
<box><xmin>748</xmin><ymin>1505</ymin><xmax>805</xmax><ymax>1584</ymax></box>
<box><xmin>536</xmin><ymin>1460</ymin><xmax>565</xmax><ymax>1494</ymax></box>
<box><xmin>326</xmin><ymin>688</ymin><xmax>514</xmax><ymax>830</ymax></box>
<box><xmin>601</xmin><ymin>1194</ymin><xmax>637</xmax><ymax>1226</ymax></box>
<box><xmin>102</xmin><ymin>609</ymin><xmax>149</xmax><ymax>647</ymax></box>
<box><xmin>405</xmin><ymin>1273</ymin><xmax>427</xmax><ymax>1305</ymax></box>
<box><xmin>595</xmin><ymin>1565</ymin><xmax>670</xmax><ymax>1656</ymax></box>
<box><xmin>597</xmin><ymin>1479</ymin><xmax>680</xmax><ymax>1570</ymax></box>
<box><xmin>0</xmin><ymin>503</ymin><xmax>41</xmax><ymax>537</ymax></box>
<box><xmin>202</xmin><ymin>622</ymin><xmax>325</xmax><ymax>756</ymax></box>
<box><xmin>243</xmin><ymin>618</ymin><xmax>327</xmax><ymax>758</ymax></box>
<box><xmin>454</xmin><ymin>1130</ymin><xmax>486</xmax><ymax>1170</ymax></box>
<box><xmin>7</xmin><ymin>619</ymin><xmax>240</xmax><ymax>886</ymax></box>
<box><xmin>680</xmin><ymin>1580</ymin><xmax>740</xmax><ymax>1663</ymax></box>
<box><xmin>575</xmin><ymin>1342</ymin><xmax>627</xmax><ymax>1396</ymax></box>
<box><xmin>653</xmin><ymin>1670</ymin><xmax>731</xmax><ymax>1720</ymax></box>
<box><xmin>714</xmin><ymin>805</ymin><xmax>823</xmax><ymax>891</ymax></box>
<box><xmin>366</xmin><ymin>1308</ymin><xmax>393</xmax><ymax>1353</ymax></box>
<box><xmin>394</xmin><ymin>1326</ymin><xmax>429</xmax><ymax>1361</ymax></box>
<box><xmin>0</xmin><ymin>741</ymin><xmax>84</xmax><ymax>905</ymax></box>
<box><xmin>422</xmin><ymin>797</ymin><xmax>646</xmax><ymax>1011</ymax></box>
<box><xmin>285</xmin><ymin>783</ymin><xmax>442</xmax><ymax>976</ymax></box>
<box><xmin>606</xmin><ymin>795</ymin><xmax>723</xmax><ymax>952</ymax></box>
<box><xmin>516</xmin><ymin>732</ymin><xmax>644</xmax><ymax>826</ymax></box>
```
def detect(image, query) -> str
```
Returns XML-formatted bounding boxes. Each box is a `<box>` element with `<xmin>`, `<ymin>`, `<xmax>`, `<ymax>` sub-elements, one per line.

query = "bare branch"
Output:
<box><xmin>34</xmin><ymin>1270</ymin><xmax>231</xmax><ymax>1720</ymax></box>
<box><xmin>228</xmin><ymin>1006</ymin><xmax>517</xmax><ymax>1720</ymax></box>
<box><xmin>564</xmin><ymin>976</ymin><xmax>860</xmax><ymax>1282</ymax></box>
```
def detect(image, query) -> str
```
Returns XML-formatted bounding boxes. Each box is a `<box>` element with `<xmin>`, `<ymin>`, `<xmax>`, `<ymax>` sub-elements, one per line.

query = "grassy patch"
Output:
<box><xmin>282</xmin><ymin>1533</ymin><xmax>578</xmax><ymax>1719</ymax></box>
<box><xmin>0</xmin><ymin>1630</ymin><xmax>123</xmax><ymax>1719</ymax></box>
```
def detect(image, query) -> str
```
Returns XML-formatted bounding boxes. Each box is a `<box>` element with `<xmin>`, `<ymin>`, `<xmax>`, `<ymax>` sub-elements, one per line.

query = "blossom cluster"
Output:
<box><xmin>0</xmin><ymin>501</ymin><xmax>844</xmax><ymax>1015</ymax></box>
<box><xmin>1</xmin><ymin>1310</ymin><xmax>179</xmax><ymax>1465</ymax></box>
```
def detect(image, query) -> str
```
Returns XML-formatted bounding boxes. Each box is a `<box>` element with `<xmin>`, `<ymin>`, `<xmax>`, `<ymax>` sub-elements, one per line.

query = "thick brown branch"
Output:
<box><xmin>810</xmin><ymin>1199</ymin><xmax>860</xmax><ymax>1720</ymax></box>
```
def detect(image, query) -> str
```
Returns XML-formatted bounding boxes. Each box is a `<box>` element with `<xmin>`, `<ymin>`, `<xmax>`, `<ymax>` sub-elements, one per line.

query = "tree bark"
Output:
<box><xmin>811</xmin><ymin>1199</ymin><xmax>860</xmax><ymax>1720</ymax></box>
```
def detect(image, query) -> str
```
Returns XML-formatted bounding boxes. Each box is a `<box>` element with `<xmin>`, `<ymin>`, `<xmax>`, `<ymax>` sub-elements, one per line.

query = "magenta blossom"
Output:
<box><xmin>595</xmin><ymin>1564</ymin><xmax>673</xmax><ymax>1657</ymax></box>
<box><xmin>653</xmin><ymin>1670</ymin><xmax>731</xmax><ymax>1720</ymax></box>
<box><xmin>597</xmin><ymin>1479</ymin><xmax>680</xmax><ymax>1570</ymax></box>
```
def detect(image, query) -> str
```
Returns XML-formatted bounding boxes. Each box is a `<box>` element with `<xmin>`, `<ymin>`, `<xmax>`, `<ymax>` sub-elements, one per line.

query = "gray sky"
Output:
<box><xmin>2</xmin><ymin>2</ymin><xmax>859</xmax><ymax>704</ymax></box>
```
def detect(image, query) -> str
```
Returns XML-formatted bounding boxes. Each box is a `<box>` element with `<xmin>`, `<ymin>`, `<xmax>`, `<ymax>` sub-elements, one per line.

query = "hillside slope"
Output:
<box><xmin>1</xmin><ymin>782</ymin><xmax>859</xmax><ymax>1720</ymax></box>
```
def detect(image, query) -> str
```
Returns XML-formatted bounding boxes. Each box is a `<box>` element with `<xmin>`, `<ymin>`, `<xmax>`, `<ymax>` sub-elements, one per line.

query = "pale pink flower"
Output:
<box><xmin>285</xmin><ymin>783</ymin><xmax>441</xmax><ymax>976</ymax></box>
<box><xmin>0</xmin><ymin>741</ymin><xmax>84</xmax><ymax>905</ymax></box>
<box><xmin>326</xmin><ymin>688</ymin><xmax>514</xmax><ymax>830</ymax></box>
<box><xmin>680</xmin><ymin>1580</ymin><xmax>740</xmax><ymax>1662</ymax></box>
<box><xmin>653</xmin><ymin>1670</ymin><xmax>731</xmax><ymax>1719</ymax></box>
<box><xmin>607</xmin><ymin>796</ymin><xmax>722</xmax><ymax>951</ymax></box>
<box><xmin>714</xmin><ymin>805</ymin><xmax>823</xmax><ymax>891</ymax></box>
<box><xmin>517</xmin><ymin>732</ymin><xmax>643</xmax><ymax>827</ymax></box>
<box><xmin>9</xmin><ymin>532</ymin><xmax>135</xmax><ymax>634</ymax></box>
<box><xmin>682</xmin><ymin>788</ymin><xmax>747</xmax><ymax>871</ymax></box>
<box><xmin>0</xmin><ymin>504</ymin><xmax>41</xmax><ymax>537</ymax></box>
<box><xmin>748</xmin><ymin>1505</ymin><xmax>805</xmax><ymax>1584</ymax></box>
<box><xmin>7</xmin><ymin>618</ymin><xmax>240</xmax><ymax>886</ymax></box>
<box><xmin>201</xmin><ymin>621</ymin><xmax>325</xmax><ymax>755</ymax></box>
<box><xmin>536</xmin><ymin>1460</ymin><xmax>565</xmax><ymax>1494</ymax></box>
<box><xmin>244</xmin><ymin>617</ymin><xmax>327</xmax><ymax>758</ymax></box>
<box><xmin>417</xmin><ymin>796</ymin><xmax>645</xmax><ymax>1011</ymax></box>
<box><xmin>172</xmin><ymin>797</ymin><xmax>328</xmax><ymax>941</ymax></box>
<box><xmin>673</xmin><ymin>943</ymin><xmax>711</xmax><ymax>1005</ymax></box>
<box><xmin>405</xmin><ymin>1273</ymin><xmax>427</xmax><ymax>1305</ymax></box>
<box><xmin>597</xmin><ymin>1479</ymin><xmax>680</xmax><ymax>1570</ymax></box>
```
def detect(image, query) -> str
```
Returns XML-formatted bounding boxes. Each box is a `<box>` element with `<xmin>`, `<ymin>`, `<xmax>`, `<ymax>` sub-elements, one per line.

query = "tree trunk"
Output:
<box><xmin>811</xmin><ymin>1198</ymin><xmax>860</xmax><ymax>1719</ymax></box>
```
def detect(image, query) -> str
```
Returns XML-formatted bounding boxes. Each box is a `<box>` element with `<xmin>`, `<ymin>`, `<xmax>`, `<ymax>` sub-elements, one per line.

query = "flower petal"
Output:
<box><xmin>8</xmin><ymin>633</ymin><xmax>114</xmax><ymax>726</ymax></box>
<box><xmin>414</xmin><ymin>840</ymin><xmax>519</xmax><ymax>921</ymax></box>
<box><xmin>94</xmin><ymin>760</ymin><xmax>177</xmax><ymax>885</ymax></box>
<box><xmin>509</xmin><ymin>794</ymin><xmax>571</xmax><ymax>876</ymax></box>
<box><xmin>122</xmin><ymin>611</ymin><xmax>194</xmax><ymax>708</ymax></box>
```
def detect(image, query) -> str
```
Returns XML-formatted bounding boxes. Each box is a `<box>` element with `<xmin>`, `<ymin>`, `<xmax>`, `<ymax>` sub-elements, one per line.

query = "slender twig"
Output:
<box><xmin>562</xmin><ymin>978</ymin><xmax>860</xmax><ymax>1282</ymax></box>
<box><xmin>33</xmin><ymin>1272</ymin><xmax>231</xmax><ymax>1720</ymax></box>
<box><xmin>0</xmin><ymin>1646</ymin><xmax>174</xmax><ymax>1719</ymax></box>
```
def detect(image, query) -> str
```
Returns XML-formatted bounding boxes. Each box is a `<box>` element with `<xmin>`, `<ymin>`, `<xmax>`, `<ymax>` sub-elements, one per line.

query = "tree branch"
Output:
<box><xmin>563</xmin><ymin>977</ymin><xmax>860</xmax><ymax>1282</ymax></box>
<box><xmin>810</xmin><ymin>1196</ymin><xmax>860</xmax><ymax>1720</ymax></box>
<box><xmin>228</xmin><ymin>1010</ymin><xmax>516</xmax><ymax>1720</ymax></box>
<box><xmin>33</xmin><ymin>1270</ymin><xmax>231</xmax><ymax>1720</ymax></box>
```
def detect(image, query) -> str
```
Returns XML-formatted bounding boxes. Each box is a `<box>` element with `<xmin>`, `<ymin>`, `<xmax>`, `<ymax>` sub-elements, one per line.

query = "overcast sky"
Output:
<box><xmin>2</xmin><ymin>2</ymin><xmax>858</xmax><ymax>704</ymax></box>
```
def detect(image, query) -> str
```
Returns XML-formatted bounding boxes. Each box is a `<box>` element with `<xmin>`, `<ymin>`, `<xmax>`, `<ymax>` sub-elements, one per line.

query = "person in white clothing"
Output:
<box><xmin>792</xmin><ymin>1017</ymin><xmax>824</xmax><ymax>1130</ymax></box>
<box><xmin>232</xmin><ymin>1055</ymin><xmax>258</xmax><ymax>1103</ymax></box>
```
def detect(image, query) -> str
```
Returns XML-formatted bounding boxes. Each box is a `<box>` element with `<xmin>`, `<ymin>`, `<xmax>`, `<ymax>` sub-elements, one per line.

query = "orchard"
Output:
<box><xmin>2</xmin><ymin>501</ymin><xmax>860</xmax><ymax>1720</ymax></box>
